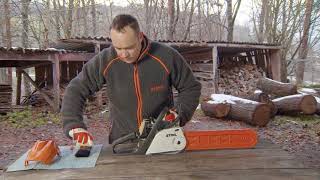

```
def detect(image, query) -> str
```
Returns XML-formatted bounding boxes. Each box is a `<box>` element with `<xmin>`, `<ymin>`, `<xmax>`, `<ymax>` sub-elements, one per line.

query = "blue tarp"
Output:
<box><xmin>6</xmin><ymin>144</ymin><xmax>102</xmax><ymax>172</ymax></box>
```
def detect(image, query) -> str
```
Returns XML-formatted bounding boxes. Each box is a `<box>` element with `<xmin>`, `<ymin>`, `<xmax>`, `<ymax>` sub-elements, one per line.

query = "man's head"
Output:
<box><xmin>110</xmin><ymin>14</ymin><xmax>143</xmax><ymax>63</ymax></box>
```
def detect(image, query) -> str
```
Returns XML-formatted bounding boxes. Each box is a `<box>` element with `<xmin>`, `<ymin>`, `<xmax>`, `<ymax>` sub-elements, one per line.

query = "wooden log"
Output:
<box><xmin>298</xmin><ymin>88</ymin><xmax>320</xmax><ymax>97</ymax></box>
<box><xmin>201</xmin><ymin>101</ymin><xmax>231</xmax><ymax>118</ymax></box>
<box><xmin>246</xmin><ymin>90</ymin><xmax>269</xmax><ymax>102</ymax></box>
<box><xmin>272</xmin><ymin>94</ymin><xmax>317</xmax><ymax>115</ymax></box>
<box><xmin>246</xmin><ymin>90</ymin><xmax>277</xmax><ymax>117</ymax></box>
<box><xmin>210</xmin><ymin>94</ymin><xmax>271</xmax><ymax>126</ymax></box>
<box><xmin>256</xmin><ymin>77</ymin><xmax>297</xmax><ymax>97</ymax></box>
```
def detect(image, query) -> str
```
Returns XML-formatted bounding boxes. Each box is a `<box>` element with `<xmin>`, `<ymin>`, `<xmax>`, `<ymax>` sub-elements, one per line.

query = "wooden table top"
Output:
<box><xmin>3</xmin><ymin>139</ymin><xmax>320</xmax><ymax>180</ymax></box>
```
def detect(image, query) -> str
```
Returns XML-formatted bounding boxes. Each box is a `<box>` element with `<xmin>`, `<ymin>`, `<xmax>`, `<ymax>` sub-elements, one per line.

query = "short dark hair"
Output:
<box><xmin>110</xmin><ymin>14</ymin><xmax>140</xmax><ymax>33</ymax></box>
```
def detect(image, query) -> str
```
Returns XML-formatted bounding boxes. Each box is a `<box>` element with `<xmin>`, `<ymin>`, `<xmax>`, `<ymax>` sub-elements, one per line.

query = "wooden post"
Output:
<box><xmin>8</xmin><ymin>68</ymin><xmax>12</xmax><ymax>85</ymax></box>
<box><xmin>270</xmin><ymin>49</ymin><xmax>281</xmax><ymax>81</ymax></box>
<box><xmin>212</xmin><ymin>46</ymin><xmax>218</xmax><ymax>93</ymax></box>
<box><xmin>21</xmin><ymin>69</ymin><xmax>55</xmax><ymax>108</ymax></box>
<box><xmin>16</xmin><ymin>68</ymin><xmax>22</xmax><ymax>105</ymax></box>
<box><xmin>52</xmin><ymin>54</ymin><xmax>60</xmax><ymax>112</ymax></box>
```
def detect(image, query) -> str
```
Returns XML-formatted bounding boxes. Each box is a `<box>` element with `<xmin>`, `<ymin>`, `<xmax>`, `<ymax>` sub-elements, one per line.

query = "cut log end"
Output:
<box><xmin>252</xmin><ymin>104</ymin><xmax>271</xmax><ymax>126</ymax></box>
<box><xmin>214</xmin><ymin>104</ymin><xmax>231</xmax><ymax>118</ymax></box>
<box><xmin>201</xmin><ymin>102</ymin><xmax>230</xmax><ymax>118</ymax></box>
<box><xmin>300</xmin><ymin>95</ymin><xmax>317</xmax><ymax>115</ymax></box>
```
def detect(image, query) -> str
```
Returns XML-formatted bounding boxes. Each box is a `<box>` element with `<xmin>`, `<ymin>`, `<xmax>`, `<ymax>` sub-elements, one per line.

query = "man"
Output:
<box><xmin>62</xmin><ymin>14</ymin><xmax>201</xmax><ymax>149</ymax></box>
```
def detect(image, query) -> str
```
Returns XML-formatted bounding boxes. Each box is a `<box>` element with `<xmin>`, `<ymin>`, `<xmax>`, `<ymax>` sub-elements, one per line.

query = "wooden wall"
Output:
<box><xmin>35</xmin><ymin>61</ymin><xmax>85</xmax><ymax>86</ymax></box>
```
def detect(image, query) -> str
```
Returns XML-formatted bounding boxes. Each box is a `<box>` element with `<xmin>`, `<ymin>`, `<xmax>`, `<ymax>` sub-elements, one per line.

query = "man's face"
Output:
<box><xmin>110</xmin><ymin>26</ymin><xmax>143</xmax><ymax>63</ymax></box>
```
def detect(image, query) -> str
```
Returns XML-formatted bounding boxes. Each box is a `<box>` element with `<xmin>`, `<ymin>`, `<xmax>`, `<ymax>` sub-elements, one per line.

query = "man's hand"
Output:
<box><xmin>161</xmin><ymin>109</ymin><xmax>179</xmax><ymax>128</ymax></box>
<box><xmin>69</xmin><ymin>128</ymin><xmax>94</xmax><ymax>148</ymax></box>
<box><xmin>164</xmin><ymin>109</ymin><xmax>178</xmax><ymax>122</ymax></box>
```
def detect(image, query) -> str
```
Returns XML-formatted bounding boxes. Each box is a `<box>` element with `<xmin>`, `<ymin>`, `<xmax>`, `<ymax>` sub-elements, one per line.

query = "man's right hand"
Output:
<box><xmin>68</xmin><ymin>128</ymin><xmax>94</xmax><ymax>148</ymax></box>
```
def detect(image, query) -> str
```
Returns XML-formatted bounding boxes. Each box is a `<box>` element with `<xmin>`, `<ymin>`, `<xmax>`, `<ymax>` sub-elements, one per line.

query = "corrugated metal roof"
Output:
<box><xmin>59</xmin><ymin>36</ymin><xmax>281</xmax><ymax>46</ymax></box>
<box><xmin>158</xmin><ymin>39</ymin><xmax>281</xmax><ymax>46</ymax></box>
<box><xmin>60</xmin><ymin>36</ymin><xmax>111</xmax><ymax>42</ymax></box>
<box><xmin>0</xmin><ymin>47</ymin><xmax>87</xmax><ymax>54</ymax></box>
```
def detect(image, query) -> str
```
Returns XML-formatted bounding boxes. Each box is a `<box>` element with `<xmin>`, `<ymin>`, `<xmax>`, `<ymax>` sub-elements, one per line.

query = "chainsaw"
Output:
<box><xmin>112</xmin><ymin>107</ymin><xmax>258</xmax><ymax>155</ymax></box>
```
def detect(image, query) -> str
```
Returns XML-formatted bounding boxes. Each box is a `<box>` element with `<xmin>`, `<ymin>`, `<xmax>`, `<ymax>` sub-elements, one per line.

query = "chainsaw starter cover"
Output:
<box><xmin>24</xmin><ymin>140</ymin><xmax>60</xmax><ymax>166</ymax></box>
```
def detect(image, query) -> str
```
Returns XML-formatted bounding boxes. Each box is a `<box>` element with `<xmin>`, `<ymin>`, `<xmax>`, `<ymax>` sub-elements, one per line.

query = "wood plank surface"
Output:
<box><xmin>3</xmin><ymin>139</ymin><xmax>320</xmax><ymax>180</ymax></box>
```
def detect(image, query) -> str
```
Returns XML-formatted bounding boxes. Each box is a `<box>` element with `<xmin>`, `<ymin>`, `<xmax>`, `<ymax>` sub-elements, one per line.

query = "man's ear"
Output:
<box><xmin>138</xmin><ymin>32</ymin><xmax>143</xmax><ymax>42</ymax></box>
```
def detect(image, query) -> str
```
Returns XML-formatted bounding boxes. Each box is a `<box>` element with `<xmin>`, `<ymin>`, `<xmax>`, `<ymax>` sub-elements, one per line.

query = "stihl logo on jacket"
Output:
<box><xmin>150</xmin><ymin>84</ymin><xmax>165</xmax><ymax>93</ymax></box>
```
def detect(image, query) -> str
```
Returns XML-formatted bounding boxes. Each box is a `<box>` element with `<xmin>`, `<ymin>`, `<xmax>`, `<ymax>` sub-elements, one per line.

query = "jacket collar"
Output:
<box><xmin>136</xmin><ymin>33</ymin><xmax>151</xmax><ymax>63</ymax></box>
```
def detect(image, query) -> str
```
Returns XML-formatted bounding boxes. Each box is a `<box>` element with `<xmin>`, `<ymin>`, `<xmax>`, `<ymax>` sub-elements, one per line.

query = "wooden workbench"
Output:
<box><xmin>3</xmin><ymin>139</ymin><xmax>320</xmax><ymax>180</ymax></box>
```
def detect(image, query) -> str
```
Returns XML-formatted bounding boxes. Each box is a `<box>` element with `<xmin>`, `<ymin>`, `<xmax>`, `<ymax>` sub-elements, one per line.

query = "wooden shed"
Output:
<box><xmin>0</xmin><ymin>47</ymin><xmax>95</xmax><ymax>112</ymax></box>
<box><xmin>0</xmin><ymin>38</ymin><xmax>282</xmax><ymax>112</ymax></box>
<box><xmin>55</xmin><ymin>37</ymin><xmax>282</xmax><ymax>95</ymax></box>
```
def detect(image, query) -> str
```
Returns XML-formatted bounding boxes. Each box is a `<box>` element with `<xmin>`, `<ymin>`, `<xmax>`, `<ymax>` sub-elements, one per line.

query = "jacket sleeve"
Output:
<box><xmin>61</xmin><ymin>50</ymin><xmax>107</xmax><ymax>138</ymax></box>
<box><xmin>170</xmin><ymin>49</ymin><xmax>202</xmax><ymax>126</ymax></box>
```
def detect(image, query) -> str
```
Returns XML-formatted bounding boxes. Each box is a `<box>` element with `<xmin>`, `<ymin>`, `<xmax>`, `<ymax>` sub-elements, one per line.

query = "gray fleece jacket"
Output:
<box><xmin>61</xmin><ymin>36</ymin><xmax>201</xmax><ymax>143</ymax></box>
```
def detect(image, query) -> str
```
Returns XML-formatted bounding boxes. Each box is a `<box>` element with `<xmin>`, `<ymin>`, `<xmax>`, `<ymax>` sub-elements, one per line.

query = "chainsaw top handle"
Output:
<box><xmin>111</xmin><ymin>106</ymin><xmax>170</xmax><ymax>155</ymax></box>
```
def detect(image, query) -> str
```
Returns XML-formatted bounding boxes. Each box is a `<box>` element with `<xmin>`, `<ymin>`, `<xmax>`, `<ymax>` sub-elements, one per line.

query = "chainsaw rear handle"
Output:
<box><xmin>135</xmin><ymin>106</ymin><xmax>169</xmax><ymax>154</ymax></box>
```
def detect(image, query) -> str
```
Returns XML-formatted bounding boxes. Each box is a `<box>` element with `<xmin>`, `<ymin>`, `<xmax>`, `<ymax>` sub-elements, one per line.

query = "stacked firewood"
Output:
<box><xmin>201</xmin><ymin>77</ymin><xmax>320</xmax><ymax>126</ymax></box>
<box><xmin>0</xmin><ymin>84</ymin><xmax>12</xmax><ymax>114</ymax></box>
<box><xmin>218</xmin><ymin>64</ymin><xmax>264</xmax><ymax>97</ymax></box>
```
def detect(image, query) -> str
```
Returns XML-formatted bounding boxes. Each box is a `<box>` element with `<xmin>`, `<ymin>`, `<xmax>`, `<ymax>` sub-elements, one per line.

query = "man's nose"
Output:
<box><xmin>119</xmin><ymin>50</ymin><xmax>129</xmax><ymax>58</ymax></box>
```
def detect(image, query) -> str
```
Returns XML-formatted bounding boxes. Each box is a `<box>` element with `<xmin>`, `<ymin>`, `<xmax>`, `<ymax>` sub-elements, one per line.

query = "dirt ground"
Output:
<box><xmin>1</xmin><ymin>103</ymin><xmax>320</xmax><ymax>175</ymax></box>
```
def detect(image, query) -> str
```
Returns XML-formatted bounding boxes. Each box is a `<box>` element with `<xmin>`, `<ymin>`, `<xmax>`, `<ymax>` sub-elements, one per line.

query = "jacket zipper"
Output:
<box><xmin>133</xmin><ymin>64</ymin><xmax>143</xmax><ymax>127</ymax></box>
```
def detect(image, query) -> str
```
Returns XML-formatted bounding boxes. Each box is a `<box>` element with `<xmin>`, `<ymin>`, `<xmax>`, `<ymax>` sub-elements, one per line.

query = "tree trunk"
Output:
<box><xmin>197</xmin><ymin>0</ymin><xmax>201</xmax><ymax>40</ymax></box>
<box><xmin>256</xmin><ymin>77</ymin><xmax>297</xmax><ymax>97</ymax></box>
<box><xmin>226</xmin><ymin>0</ymin><xmax>241</xmax><ymax>42</ymax></box>
<box><xmin>183</xmin><ymin>0</ymin><xmax>195</xmax><ymax>40</ymax></box>
<box><xmin>21</xmin><ymin>0</ymin><xmax>32</xmax><ymax>96</ymax></box>
<box><xmin>90</xmin><ymin>0</ymin><xmax>97</xmax><ymax>35</ymax></box>
<box><xmin>0</xmin><ymin>1</ymin><xmax>4</xmax><ymax>46</ymax></box>
<box><xmin>210</xmin><ymin>94</ymin><xmax>271</xmax><ymax>126</ymax></box>
<box><xmin>226</xmin><ymin>0</ymin><xmax>233</xmax><ymax>41</ymax></box>
<box><xmin>4</xmin><ymin>0</ymin><xmax>11</xmax><ymax>48</ymax></box>
<box><xmin>257</xmin><ymin>0</ymin><xmax>267</xmax><ymax>42</ymax></box>
<box><xmin>0</xmin><ymin>2</ymin><xmax>8</xmax><ymax>84</ymax></box>
<box><xmin>295</xmin><ymin>0</ymin><xmax>313</xmax><ymax>85</ymax></box>
<box><xmin>280</xmin><ymin>50</ymin><xmax>288</xmax><ymax>82</ymax></box>
<box><xmin>74</xmin><ymin>0</ymin><xmax>81</xmax><ymax>36</ymax></box>
<box><xmin>167</xmin><ymin>0</ymin><xmax>175</xmax><ymax>40</ymax></box>
<box><xmin>201</xmin><ymin>101</ymin><xmax>230</xmax><ymax>118</ymax></box>
<box><xmin>65</xmin><ymin>0</ymin><xmax>74</xmax><ymax>38</ymax></box>
<box><xmin>43</xmin><ymin>0</ymin><xmax>50</xmax><ymax>48</ymax></box>
<box><xmin>172</xmin><ymin>0</ymin><xmax>179</xmax><ymax>36</ymax></box>
<box><xmin>21</xmin><ymin>0</ymin><xmax>31</xmax><ymax>48</ymax></box>
<box><xmin>52</xmin><ymin>0</ymin><xmax>62</xmax><ymax>39</ymax></box>
<box><xmin>264</xmin><ymin>0</ymin><xmax>272</xmax><ymax>43</ymax></box>
<box><xmin>246</xmin><ymin>90</ymin><xmax>277</xmax><ymax>117</ymax></box>
<box><xmin>271</xmin><ymin>0</ymin><xmax>280</xmax><ymax>43</ymax></box>
<box><xmin>144</xmin><ymin>0</ymin><xmax>151</xmax><ymax>37</ymax></box>
<box><xmin>273</xmin><ymin>94</ymin><xmax>317</xmax><ymax>115</ymax></box>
